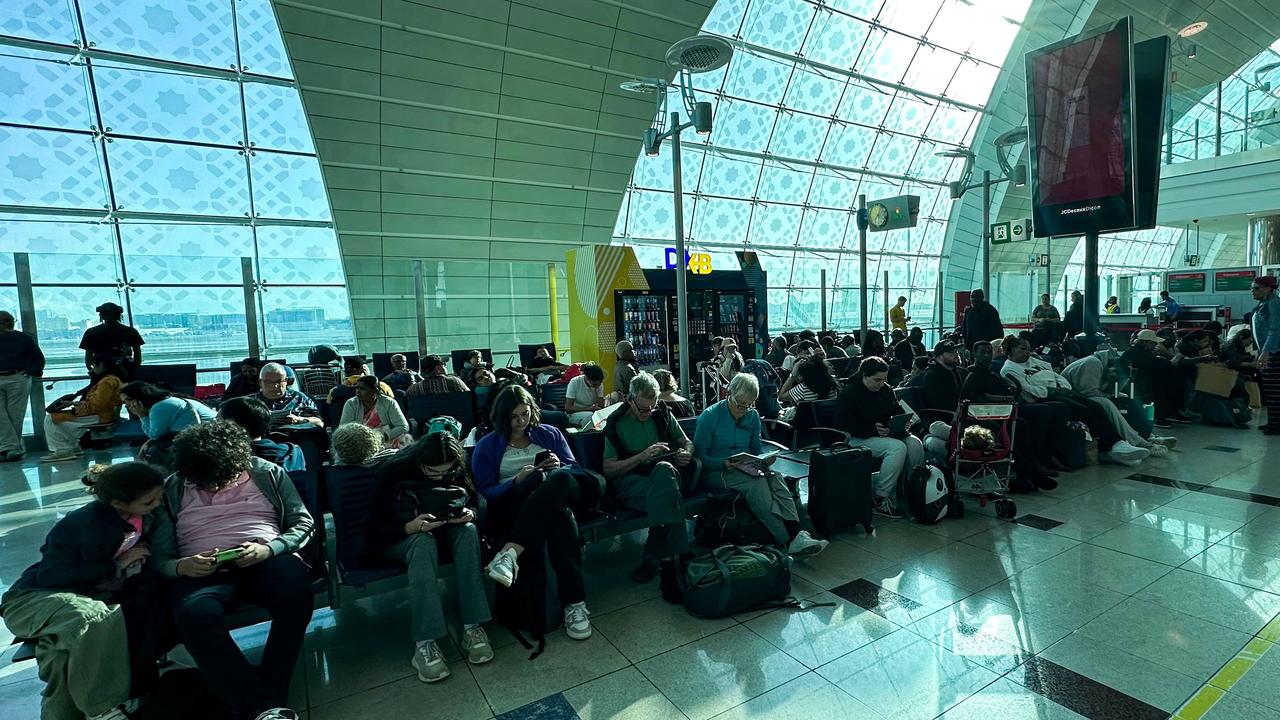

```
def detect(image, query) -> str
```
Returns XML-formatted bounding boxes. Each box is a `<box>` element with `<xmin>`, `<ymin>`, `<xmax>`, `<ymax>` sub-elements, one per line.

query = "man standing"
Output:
<box><xmin>602</xmin><ymin>373</ymin><xmax>693</xmax><ymax>583</ymax></box>
<box><xmin>1157</xmin><ymin>290</ymin><xmax>1183</xmax><ymax>322</ymax></box>
<box><xmin>78</xmin><ymin>302</ymin><xmax>143</xmax><ymax>373</ymax></box>
<box><xmin>0</xmin><ymin>311</ymin><xmax>44</xmax><ymax>461</ymax></box>
<box><xmin>406</xmin><ymin>355</ymin><xmax>468</xmax><ymax>396</ymax></box>
<box><xmin>960</xmin><ymin>289</ymin><xmax>1003</xmax><ymax>349</ymax></box>
<box><xmin>889</xmin><ymin>296</ymin><xmax>910</xmax><ymax>334</ymax></box>
<box><xmin>1252</xmin><ymin>275</ymin><xmax>1280</xmax><ymax>434</ymax></box>
<box><xmin>1064</xmin><ymin>291</ymin><xmax>1084</xmax><ymax>340</ymax></box>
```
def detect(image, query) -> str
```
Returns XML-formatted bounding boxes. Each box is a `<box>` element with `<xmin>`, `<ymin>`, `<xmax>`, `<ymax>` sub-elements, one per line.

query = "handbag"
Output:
<box><xmin>395</xmin><ymin>484</ymin><xmax>468</xmax><ymax>523</ymax></box>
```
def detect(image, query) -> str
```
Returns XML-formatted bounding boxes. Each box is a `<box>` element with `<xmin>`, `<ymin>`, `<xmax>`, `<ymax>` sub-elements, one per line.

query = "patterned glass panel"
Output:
<box><xmin>0</xmin><ymin>126</ymin><xmax>107</xmax><ymax>209</ymax></box>
<box><xmin>0</xmin><ymin>48</ymin><xmax>92</xmax><ymax>131</ymax></box>
<box><xmin>80</xmin><ymin>0</ymin><xmax>237</xmax><ymax>70</ymax></box>
<box><xmin>250</xmin><ymin>151</ymin><xmax>330</xmax><ymax>220</ymax></box>
<box><xmin>256</xmin><ymin>226</ymin><xmax>344</xmax><ymax>284</ymax></box>
<box><xmin>95</xmin><ymin>64</ymin><xmax>243</xmax><ymax>145</ymax></box>
<box><xmin>244</xmin><ymin>82</ymin><xmax>313</xmax><ymax>152</ymax></box>
<box><xmin>1</xmin><ymin>0</ymin><xmax>80</xmax><ymax>44</ymax></box>
<box><xmin>0</xmin><ymin>215</ymin><xmax>119</xmax><ymax>282</ymax></box>
<box><xmin>109</xmin><ymin>138</ymin><xmax>250</xmax><ymax>216</ymax></box>
<box><xmin>235</xmin><ymin>0</ymin><xmax>293</xmax><ymax>78</ymax></box>
<box><xmin>120</xmin><ymin>223</ymin><xmax>254</xmax><ymax>284</ymax></box>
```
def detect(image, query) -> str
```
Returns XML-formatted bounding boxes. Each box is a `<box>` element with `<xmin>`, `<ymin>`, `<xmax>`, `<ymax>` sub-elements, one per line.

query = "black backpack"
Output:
<box><xmin>693</xmin><ymin>487</ymin><xmax>777</xmax><ymax>548</ymax></box>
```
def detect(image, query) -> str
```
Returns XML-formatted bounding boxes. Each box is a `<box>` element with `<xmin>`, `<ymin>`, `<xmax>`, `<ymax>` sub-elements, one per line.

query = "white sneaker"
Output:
<box><xmin>88</xmin><ymin>707</ymin><xmax>130</xmax><ymax>720</ymax></box>
<box><xmin>564</xmin><ymin>602</ymin><xmax>592</xmax><ymax>640</ymax></box>
<box><xmin>486</xmin><ymin>547</ymin><xmax>518</xmax><ymax>587</ymax></box>
<box><xmin>1103</xmin><ymin>440</ymin><xmax>1149</xmax><ymax>466</ymax></box>
<box><xmin>1150</xmin><ymin>435</ymin><xmax>1177</xmax><ymax>449</ymax></box>
<box><xmin>1146</xmin><ymin>443</ymin><xmax>1169</xmax><ymax>458</ymax></box>
<box><xmin>411</xmin><ymin>640</ymin><xmax>450</xmax><ymax>683</ymax></box>
<box><xmin>254</xmin><ymin>710</ymin><xmax>299</xmax><ymax>720</ymax></box>
<box><xmin>462</xmin><ymin>625</ymin><xmax>494</xmax><ymax>665</ymax></box>
<box><xmin>787</xmin><ymin>530</ymin><xmax>828</xmax><ymax>558</ymax></box>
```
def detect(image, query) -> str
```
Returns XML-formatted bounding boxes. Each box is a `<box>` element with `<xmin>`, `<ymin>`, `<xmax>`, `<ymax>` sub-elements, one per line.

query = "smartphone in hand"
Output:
<box><xmin>534</xmin><ymin>450</ymin><xmax>552</xmax><ymax>466</ymax></box>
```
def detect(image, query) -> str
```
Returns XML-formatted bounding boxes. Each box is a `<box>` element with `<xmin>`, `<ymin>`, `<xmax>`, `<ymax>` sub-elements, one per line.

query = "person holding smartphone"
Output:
<box><xmin>471</xmin><ymin>385</ymin><xmax>598</xmax><ymax>641</ymax></box>
<box><xmin>601</xmin><ymin>372</ymin><xmax>696</xmax><ymax>583</ymax></box>
<box><xmin>369</xmin><ymin>431</ymin><xmax>492</xmax><ymax>683</ymax></box>
<box><xmin>148</xmin><ymin>421</ymin><xmax>314</xmax><ymax>720</ymax></box>
<box><xmin>835</xmin><ymin>356</ymin><xmax>925</xmax><ymax>519</ymax></box>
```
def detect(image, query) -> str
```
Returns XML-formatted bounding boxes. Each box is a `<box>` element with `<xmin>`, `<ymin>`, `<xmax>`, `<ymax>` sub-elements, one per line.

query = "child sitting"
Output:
<box><xmin>0</xmin><ymin>462</ymin><xmax>171</xmax><ymax>720</ymax></box>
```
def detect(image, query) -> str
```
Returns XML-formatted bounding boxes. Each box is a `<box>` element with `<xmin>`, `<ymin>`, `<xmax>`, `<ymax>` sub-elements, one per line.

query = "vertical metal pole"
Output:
<box><xmin>1215</xmin><ymin>82</ymin><xmax>1223</xmax><ymax>157</ymax></box>
<box><xmin>413</xmin><ymin>260</ymin><xmax>428</xmax><ymax>357</ymax></box>
<box><xmin>670</xmin><ymin>111</ymin><xmax>692</xmax><ymax>396</ymax></box>
<box><xmin>819</xmin><ymin>268</ymin><xmax>827</xmax><ymax>332</ymax></box>
<box><xmin>936</xmin><ymin>269</ymin><xmax>944</xmax><ymax>341</ymax></box>
<box><xmin>15</xmin><ymin>252</ymin><xmax>45</xmax><ymax>447</ymax></box>
<box><xmin>547</xmin><ymin>263</ymin><xmax>559</xmax><ymax>350</ymax></box>
<box><xmin>982</xmin><ymin>170</ymin><xmax>991</xmax><ymax>293</ymax></box>
<box><xmin>241</xmin><ymin>256</ymin><xmax>261</xmax><ymax>358</ymax></box>
<box><xmin>1244</xmin><ymin>89</ymin><xmax>1251</xmax><ymax>152</ymax></box>
<box><xmin>858</xmin><ymin>194</ymin><xmax>868</xmax><ymax>345</ymax></box>
<box><xmin>1045</xmin><ymin>236</ymin><xmax>1052</xmax><ymax>303</ymax></box>
<box><xmin>1083</xmin><ymin>231</ymin><xmax>1100</xmax><ymax>336</ymax></box>
<box><xmin>883</xmin><ymin>270</ymin><xmax>890</xmax><ymax>334</ymax></box>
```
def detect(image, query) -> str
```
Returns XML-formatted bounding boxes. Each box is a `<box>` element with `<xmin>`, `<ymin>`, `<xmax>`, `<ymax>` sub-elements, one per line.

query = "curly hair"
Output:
<box><xmin>83</xmin><ymin>461</ymin><xmax>166</xmax><ymax>503</ymax></box>
<box><xmin>332</xmin><ymin>423</ymin><xmax>384</xmax><ymax>465</ymax></box>
<box><xmin>172</xmin><ymin>420</ymin><xmax>253</xmax><ymax>489</ymax></box>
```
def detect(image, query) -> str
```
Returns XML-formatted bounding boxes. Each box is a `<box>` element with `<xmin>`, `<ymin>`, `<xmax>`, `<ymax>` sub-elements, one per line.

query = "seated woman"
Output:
<box><xmin>225</xmin><ymin>358</ymin><xmax>263</xmax><ymax>400</ymax></box>
<box><xmin>472</xmin><ymin>385</ymin><xmax>596</xmax><ymax>640</ymax></box>
<box><xmin>370</xmin><ymin>431</ymin><xmax>493</xmax><ymax>683</ymax></box>
<box><xmin>652</xmin><ymin>369</ymin><xmax>694</xmax><ymax>418</ymax></box>
<box><xmin>42</xmin><ymin>355</ymin><xmax>127</xmax><ymax>463</ymax></box>
<box><xmin>835</xmin><ymin>357</ymin><xmax>925</xmax><ymax>519</ymax></box>
<box><xmin>218</xmin><ymin>397</ymin><xmax>306</xmax><ymax>471</ymax></box>
<box><xmin>693</xmin><ymin>373</ymin><xmax>827</xmax><ymax>557</ymax></box>
<box><xmin>121</xmin><ymin>381</ymin><xmax>216</xmax><ymax>465</ymax></box>
<box><xmin>331</xmin><ymin>423</ymin><xmax>399</xmax><ymax>467</ymax></box>
<box><xmin>150</xmin><ymin>421</ymin><xmax>314</xmax><ymax>720</ymax></box>
<box><xmin>1</xmin><ymin>462</ymin><xmax>170</xmax><ymax>720</ymax></box>
<box><xmin>339</xmin><ymin>375</ymin><xmax>411</xmax><ymax>450</ymax></box>
<box><xmin>778</xmin><ymin>355</ymin><xmax>840</xmax><ymax>420</ymax></box>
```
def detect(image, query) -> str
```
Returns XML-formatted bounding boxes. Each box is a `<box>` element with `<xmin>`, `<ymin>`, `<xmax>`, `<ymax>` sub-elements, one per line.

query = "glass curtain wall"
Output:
<box><xmin>1056</xmin><ymin>226</ymin><xmax>1187</xmax><ymax>311</ymax></box>
<box><xmin>612</xmin><ymin>0</ymin><xmax>1032</xmax><ymax>335</ymax></box>
<box><xmin>0</xmin><ymin>0</ymin><xmax>354</xmax><ymax>387</ymax></box>
<box><xmin>1167</xmin><ymin>39</ymin><xmax>1280</xmax><ymax>162</ymax></box>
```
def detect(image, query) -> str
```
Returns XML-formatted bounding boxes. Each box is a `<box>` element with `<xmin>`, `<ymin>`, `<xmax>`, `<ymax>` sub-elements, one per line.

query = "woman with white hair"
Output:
<box><xmin>692</xmin><ymin>373</ymin><xmax>826</xmax><ymax>557</ymax></box>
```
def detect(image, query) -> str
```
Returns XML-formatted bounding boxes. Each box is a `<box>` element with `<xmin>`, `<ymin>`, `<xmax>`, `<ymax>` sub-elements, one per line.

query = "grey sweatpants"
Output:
<box><xmin>386</xmin><ymin>523</ymin><xmax>491</xmax><ymax>643</ymax></box>
<box><xmin>706</xmin><ymin>467</ymin><xmax>799</xmax><ymax>545</ymax></box>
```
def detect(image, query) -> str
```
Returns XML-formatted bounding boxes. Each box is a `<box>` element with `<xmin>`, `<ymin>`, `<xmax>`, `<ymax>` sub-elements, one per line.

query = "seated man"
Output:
<box><xmin>693</xmin><ymin>373</ymin><xmax>826</xmax><ymax>557</ymax></box>
<box><xmin>564</xmin><ymin>362</ymin><xmax>607</xmax><ymax>429</ymax></box>
<box><xmin>1062</xmin><ymin>347</ymin><xmax>1175</xmax><ymax>456</ymax></box>
<box><xmin>225</xmin><ymin>358</ymin><xmax>263</xmax><ymax>399</ymax></box>
<box><xmin>407</xmin><ymin>354</ymin><xmax>469</xmax><ymax>396</ymax></box>
<box><xmin>1122</xmin><ymin>329</ymin><xmax>1194</xmax><ymax>428</ymax></box>
<box><xmin>150</xmin><ymin>421</ymin><xmax>314</xmax><ymax>720</ymax></box>
<box><xmin>602</xmin><ymin>372</ymin><xmax>695</xmax><ymax>583</ymax></box>
<box><xmin>331</xmin><ymin>356</ymin><xmax>392</xmax><ymax>401</ymax></box>
<box><xmin>255</xmin><ymin>362</ymin><xmax>322</xmax><ymax>430</ymax></box>
<box><xmin>1001</xmin><ymin>336</ymin><xmax>1148</xmax><ymax>466</ymax></box>
<box><xmin>218</xmin><ymin>396</ymin><xmax>306</xmax><ymax>471</ymax></box>
<box><xmin>381</xmin><ymin>354</ymin><xmax>423</xmax><ymax>393</ymax></box>
<box><xmin>919</xmin><ymin>340</ymin><xmax>964</xmax><ymax>415</ymax></box>
<box><xmin>526</xmin><ymin>346</ymin><xmax>567</xmax><ymax>376</ymax></box>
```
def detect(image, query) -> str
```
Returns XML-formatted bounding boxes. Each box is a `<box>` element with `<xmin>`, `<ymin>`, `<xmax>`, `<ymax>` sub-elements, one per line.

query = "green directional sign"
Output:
<box><xmin>991</xmin><ymin>221</ymin><xmax>1011</xmax><ymax>245</ymax></box>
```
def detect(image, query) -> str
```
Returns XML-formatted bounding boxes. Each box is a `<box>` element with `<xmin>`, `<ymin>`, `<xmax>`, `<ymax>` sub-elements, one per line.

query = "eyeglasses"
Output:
<box><xmin>729</xmin><ymin>398</ymin><xmax>756</xmax><ymax>410</ymax></box>
<box><xmin>260</xmin><ymin>378</ymin><xmax>288</xmax><ymax>387</ymax></box>
<box><xmin>632</xmin><ymin>399</ymin><xmax>656</xmax><ymax>413</ymax></box>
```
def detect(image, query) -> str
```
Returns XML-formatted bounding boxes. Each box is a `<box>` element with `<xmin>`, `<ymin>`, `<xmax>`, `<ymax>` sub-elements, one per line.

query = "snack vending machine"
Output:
<box><xmin>618</xmin><ymin>293</ymin><xmax>670</xmax><ymax>369</ymax></box>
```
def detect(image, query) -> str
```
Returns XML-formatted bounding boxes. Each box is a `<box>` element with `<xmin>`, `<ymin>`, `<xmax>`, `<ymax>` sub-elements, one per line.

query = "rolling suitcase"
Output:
<box><xmin>806</xmin><ymin>445</ymin><xmax>876</xmax><ymax>538</ymax></box>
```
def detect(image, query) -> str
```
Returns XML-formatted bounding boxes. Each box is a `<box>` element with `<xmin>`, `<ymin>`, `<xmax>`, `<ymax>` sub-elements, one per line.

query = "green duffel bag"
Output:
<box><xmin>681</xmin><ymin>544</ymin><xmax>797</xmax><ymax>619</ymax></box>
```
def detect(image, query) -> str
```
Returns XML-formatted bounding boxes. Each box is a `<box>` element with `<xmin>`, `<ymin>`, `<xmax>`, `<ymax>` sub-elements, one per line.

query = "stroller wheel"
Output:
<box><xmin>995</xmin><ymin>499</ymin><xmax>1016</xmax><ymax>519</ymax></box>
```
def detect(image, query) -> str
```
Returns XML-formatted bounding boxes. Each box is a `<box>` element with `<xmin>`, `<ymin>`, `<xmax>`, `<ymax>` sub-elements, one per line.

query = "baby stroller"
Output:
<box><xmin>948</xmin><ymin>400</ymin><xmax>1019</xmax><ymax>519</ymax></box>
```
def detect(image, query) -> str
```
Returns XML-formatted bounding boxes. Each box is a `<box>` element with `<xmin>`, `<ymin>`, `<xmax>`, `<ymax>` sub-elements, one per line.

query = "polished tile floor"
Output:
<box><xmin>4</xmin><ymin>423</ymin><xmax>1280</xmax><ymax>719</ymax></box>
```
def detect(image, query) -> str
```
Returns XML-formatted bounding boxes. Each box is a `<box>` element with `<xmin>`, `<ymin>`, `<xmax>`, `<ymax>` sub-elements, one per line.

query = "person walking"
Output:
<box><xmin>0</xmin><ymin>310</ymin><xmax>43</xmax><ymax>462</ymax></box>
<box><xmin>1252</xmin><ymin>275</ymin><xmax>1280</xmax><ymax>434</ymax></box>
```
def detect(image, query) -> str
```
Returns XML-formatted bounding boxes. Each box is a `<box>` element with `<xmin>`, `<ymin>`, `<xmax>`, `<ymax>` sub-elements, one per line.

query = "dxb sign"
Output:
<box><xmin>664</xmin><ymin>248</ymin><xmax>712</xmax><ymax>274</ymax></box>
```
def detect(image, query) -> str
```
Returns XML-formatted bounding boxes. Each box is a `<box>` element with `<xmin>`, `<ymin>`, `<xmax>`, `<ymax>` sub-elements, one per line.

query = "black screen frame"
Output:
<box><xmin>1026</xmin><ymin>18</ymin><xmax>1137</xmax><ymax>238</ymax></box>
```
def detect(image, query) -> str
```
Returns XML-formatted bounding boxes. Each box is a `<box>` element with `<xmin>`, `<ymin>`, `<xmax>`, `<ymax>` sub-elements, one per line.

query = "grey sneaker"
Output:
<box><xmin>463</xmin><ymin>625</ymin><xmax>494</xmax><ymax>665</ymax></box>
<box><xmin>411</xmin><ymin>641</ymin><xmax>450</xmax><ymax>683</ymax></box>
<box><xmin>872</xmin><ymin>496</ymin><xmax>905</xmax><ymax>519</ymax></box>
<box><xmin>787</xmin><ymin>530</ymin><xmax>828</xmax><ymax>557</ymax></box>
<box><xmin>564</xmin><ymin>602</ymin><xmax>592</xmax><ymax>640</ymax></box>
<box><xmin>486</xmin><ymin>547</ymin><xmax>518</xmax><ymax>587</ymax></box>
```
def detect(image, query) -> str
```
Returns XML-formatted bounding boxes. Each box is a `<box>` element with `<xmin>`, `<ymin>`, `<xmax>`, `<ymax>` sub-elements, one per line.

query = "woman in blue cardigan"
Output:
<box><xmin>472</xmin><ymin>385</ymin><xmax>597</xmax><ymax>641</ymax></box>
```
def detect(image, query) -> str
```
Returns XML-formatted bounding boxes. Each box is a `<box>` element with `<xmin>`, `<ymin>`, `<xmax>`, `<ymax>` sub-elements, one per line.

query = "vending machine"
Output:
<box><xmin>617</xmin><ymin>292</ymin><xmax>671</xmax><ymax>370</ymax></box>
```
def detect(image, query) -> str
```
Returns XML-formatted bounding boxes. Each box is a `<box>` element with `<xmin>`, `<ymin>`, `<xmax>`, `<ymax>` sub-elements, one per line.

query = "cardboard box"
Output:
<box><xmin>1194</xmin><ymin>364</ymin><xmax>1238</xmax><ymax>398</ymax></box>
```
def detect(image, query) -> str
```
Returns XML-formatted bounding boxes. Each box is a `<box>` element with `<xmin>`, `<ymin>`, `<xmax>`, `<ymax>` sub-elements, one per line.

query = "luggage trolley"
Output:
<box><xmin>948</xmin><ymin>400</ymin><xmax>1018</xmax><ymax>519</ymax></box>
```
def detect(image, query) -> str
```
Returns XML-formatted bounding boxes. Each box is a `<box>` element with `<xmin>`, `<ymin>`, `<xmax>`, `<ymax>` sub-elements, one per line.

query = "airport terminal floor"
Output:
<box><xmin>4</xmin><ymin>421</ymin><xmax>1280</xmax><ymax>720</ymax></box>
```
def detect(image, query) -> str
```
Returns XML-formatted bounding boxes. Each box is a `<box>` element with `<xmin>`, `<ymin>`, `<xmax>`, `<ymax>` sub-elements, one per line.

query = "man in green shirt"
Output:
<box><xmin>602</xmin><ymin>372</ymin><xmax>694</xmax><ymax>583</ymax></box>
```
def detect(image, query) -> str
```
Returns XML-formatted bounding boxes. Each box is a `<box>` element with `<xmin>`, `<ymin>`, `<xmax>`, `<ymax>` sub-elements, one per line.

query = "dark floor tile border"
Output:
<box><xmin>1126</xmin><ymin>472</ymin><xmax>1280</xmax><ymax>507</ymax></box>
<box><xmin>830</xmin><ymin>578</ymin><xmax>923</xmax><ymax>619</ymax></box>
<box><xmin>1012</xmin><ymin>656</ymin><xmax>1167</xmax><ymax>720</ymax></box>
<box><xmin>495</xmin><ymin>692</ymin><xmax>579</xmax><ymax>720</ymax></box>
<box><xmin>1013</xmin><ymin>514</ymin><xmax>1065</xmax><ymax>531</ymax></box>
<box><xmin>1204</xmin><ymin>445</ymin><xmax>1242</xmax><ymax>453</ymax></box>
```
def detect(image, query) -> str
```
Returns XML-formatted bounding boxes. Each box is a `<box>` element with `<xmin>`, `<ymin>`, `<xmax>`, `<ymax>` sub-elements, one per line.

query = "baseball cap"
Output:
<box><xmin>1135</xmin><ymin>329</ymin><xmax>1162</xmax><ymax>343</ymax></box>
<box><xmin>933</xmin><ymin>340</ymin><xmax>960</xmax><ymax>354</ymax></box>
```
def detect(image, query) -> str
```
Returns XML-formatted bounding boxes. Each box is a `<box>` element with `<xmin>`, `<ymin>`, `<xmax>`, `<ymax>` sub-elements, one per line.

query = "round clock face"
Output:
<box><xmin>868</xmin><ymin>203</ymin><xmax>889</xmax><ymax>227</ymax></box>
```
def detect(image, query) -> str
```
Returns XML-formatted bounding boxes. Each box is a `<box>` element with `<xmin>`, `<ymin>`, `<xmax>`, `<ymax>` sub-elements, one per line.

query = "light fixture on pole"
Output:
<box><xmin>936</xmin><ymin>126</ymin><xmax>1028</xmax><ymax>294</ymax></box>
<box><xmin>622</xmin><ymin>35</ymin><xmax>733</xmax><ymax>396</ymax></box>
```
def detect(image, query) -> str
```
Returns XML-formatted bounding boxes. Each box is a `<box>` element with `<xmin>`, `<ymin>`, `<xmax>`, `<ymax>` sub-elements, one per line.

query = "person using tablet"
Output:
<box><xmin>835</xmin><ymin>356</ymin><xmax>925</xmax><ymax>519</ymax></box>
<box><xmin>601</xmin><ymin>372</ymin><xmax>695</xmax><ymax>583</ymax></box>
